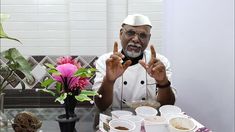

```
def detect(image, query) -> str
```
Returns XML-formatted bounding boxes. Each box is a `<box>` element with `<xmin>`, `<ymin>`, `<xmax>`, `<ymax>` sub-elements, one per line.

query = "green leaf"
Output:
<box><xmin>48</xmin><ymin>69</ymin><xmax>61</xmax><ymax>75</ymax></box>
<box><xmin>74</xmin><ymin>68</ymin><xmax>96</xmax><ymax>78</ymax></box>
<box><xmin>41</xmin><ymin>78</ymin><xmax>55</xmax><ymax>87</ymax></box>
<box><xmin>1</xmin><ymin>48</ymin><xmax>33</xmax><ymax>81</ymax></box>
<box><xmin>1</xmin><ymin>48</ymin><xmax>18</xmax><ymax>61</ymax></box>
<box><xmin>1</xmin><ymin>48</ymin><xmax>31</xmax><ymax>69</ymax></box>
<box><xmin>45</xmin><ymin>63</ymin><xmax>56</xmax><ymax>69</ymax></box>
<box><xmin>15</xmin><ymin>56</ymin><xmax>31</xmax><ymax>70</ymax></box>
<box><xmin>88</xmin><ymin>68</ymin><xmax>96</xmax><ymax>72</ymax></box>
<box><xmin>80</xmin><ymin>90</ymin><xmax>98</xmax><ymax>96</ymax></box>
<box><xmin>0</xmin><ymin>23</ymin><xmax>7</xmax><ymax>37</ymax></box>
<box><xmin>0</xmin><ymin>23</ymin><xmax>22</xmax><ymax>44</ymax></box>
<box><xmin>74</xmin><ymin>68</ymin><xmax>87</xmax><ymax>77</ymax></box>
<box><xmin>1</xmin><ymin>14</ymin><xmax>21</xmax><ymax>43</ymax></box>
<box><xmin>38</xmin><ymin>89</ymin><xmax>56</xmax><ymax>96</ymax></box>
<box><xmin>55</xmin><ymin>82</ymin><xmax>62</xmax><ymax>93</ymax></box>
<box><xmin>75</xmin><ymin>94</ymin><xmax>92</xmax><ymax>102</ymax></box>
<box><xmin>55</xmin><ymin>93</ymin><xmax>67</xmax><ymax>104</ymax></box>
<box><xmin>18</xmin><ymin>69</ymin><xmax>34</xmax><ymax>82</ymax></box>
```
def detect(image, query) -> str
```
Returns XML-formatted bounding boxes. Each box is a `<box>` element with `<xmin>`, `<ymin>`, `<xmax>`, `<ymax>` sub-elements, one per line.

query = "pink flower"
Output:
<box><xmin>54</xmin><ymin>63</ymin><xmax>77</xmax><ymax>78</ymax></box>
<box><xmin>52</xmin><ymin>63</ymin><xmax>79</xmax><ymax>89</ymax></box>
<box><xmin>70</xmin><ymin>78</ymin><xmax>90</xmax><ymax>90</ymax></box>
<box><xmin>52</xmin><ymin>62</ymin><xmax>90</xmax><ymax>92</ymax></box>
<box><xmin>57</xmin><ymin>56</ymin><xmax>81</xmax><ymax>68</ymax></box>
<box><xmin>40</xmin><ymin>55</ymin><xmax>97</xmax><ymax>109</ymax></box>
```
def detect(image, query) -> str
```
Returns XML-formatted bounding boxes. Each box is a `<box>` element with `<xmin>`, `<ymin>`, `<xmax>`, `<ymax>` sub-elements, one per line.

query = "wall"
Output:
<box><xmin>163</xmin><ymin>0</ymin><xmax>234</xmax><ymax>132</ymax></box>
<box><xmin>0</xmin><ymin>0</ymin><xmax>107</xmax><ymax>55</ymax></box>
<box><xmin>1</xmin><ymin>0</ymin><xmax>163</xmax><ymax>55</ymax></box>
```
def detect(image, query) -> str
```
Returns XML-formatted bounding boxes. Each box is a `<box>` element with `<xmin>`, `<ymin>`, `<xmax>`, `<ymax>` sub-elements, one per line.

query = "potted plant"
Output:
<box><xmin>37</xmin><ymin>56</ymin><xmax>100</xmax><ymax>132</ymax></box>
<box><xmin>0</xmin><ymin>13</ymin><xmax>33</xmax><ymax>113</ymax></box>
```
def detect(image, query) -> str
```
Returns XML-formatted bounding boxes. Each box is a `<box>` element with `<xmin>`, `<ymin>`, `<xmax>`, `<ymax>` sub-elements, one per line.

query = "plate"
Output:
<box><xmin>125</xmin><ymin>100</ymin><xmax>161</xmax><ymax>109</ymax></box>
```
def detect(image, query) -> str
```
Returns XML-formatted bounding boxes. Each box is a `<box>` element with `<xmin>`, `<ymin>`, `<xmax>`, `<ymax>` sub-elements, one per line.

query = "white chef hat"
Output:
<box><xmin>122</xmin><ymin>14</ymin><xmax>152</xmax><ymax>27</ymax></box>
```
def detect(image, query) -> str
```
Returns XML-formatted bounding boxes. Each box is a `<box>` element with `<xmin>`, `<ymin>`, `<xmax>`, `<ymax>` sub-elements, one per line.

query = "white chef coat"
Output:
<box><xmin>92</xmin><ymin>50</ymin><xmax>173</xmax><ymax>109</ymax></box>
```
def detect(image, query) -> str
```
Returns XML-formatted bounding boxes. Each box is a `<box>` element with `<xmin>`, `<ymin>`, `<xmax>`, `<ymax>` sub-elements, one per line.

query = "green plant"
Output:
<box><xmin>0</xmin><ymin>13</ymin><xmax>33</xmax><ymax>94</ymax></box>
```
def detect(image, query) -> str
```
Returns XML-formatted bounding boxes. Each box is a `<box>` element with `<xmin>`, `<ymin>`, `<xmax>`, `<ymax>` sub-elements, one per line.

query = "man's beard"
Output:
<box><xmin>124</xmin><ymin>42</ymin><xmax>143</xmax><ymax>58</ymax></box>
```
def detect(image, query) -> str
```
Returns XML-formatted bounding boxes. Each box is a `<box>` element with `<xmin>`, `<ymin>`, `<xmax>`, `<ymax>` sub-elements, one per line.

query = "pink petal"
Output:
<box><xmin>56</xmin><ymin>63</ymin><xmax>77</xmax><ymax>77</ymax></box>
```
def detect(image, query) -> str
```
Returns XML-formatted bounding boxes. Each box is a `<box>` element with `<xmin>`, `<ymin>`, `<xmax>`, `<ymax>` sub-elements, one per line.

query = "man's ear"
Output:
<box><xmin>119</xmin><ymin>28</ymin><xmax>123</xmax><ymax>40</ymax></box>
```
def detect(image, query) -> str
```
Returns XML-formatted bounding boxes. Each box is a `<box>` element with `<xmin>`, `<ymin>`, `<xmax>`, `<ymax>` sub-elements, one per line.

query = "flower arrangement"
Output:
<box><xmin>38</xmin><ymin>56</ymin><xmax>99</xmax><ymax>119</ymax></box>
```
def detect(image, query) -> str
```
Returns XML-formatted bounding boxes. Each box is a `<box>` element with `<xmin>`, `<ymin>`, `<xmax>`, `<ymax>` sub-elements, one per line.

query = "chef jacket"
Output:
<box><xmin>92</xmin><ymin>50</ymin><xmax>173</xmax><ymax>110</ymax></box>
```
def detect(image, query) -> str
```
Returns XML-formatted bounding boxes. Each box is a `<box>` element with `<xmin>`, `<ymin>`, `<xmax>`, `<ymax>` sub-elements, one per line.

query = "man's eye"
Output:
<box><xmin>126</xmin><ymin>31</ymin><xmax>135</xmax><ymax>36</ymax></box>
<box><xmin>139</xmin><ymin>33</ymin><xmax>147</xmax><ymax>38</ymax></box>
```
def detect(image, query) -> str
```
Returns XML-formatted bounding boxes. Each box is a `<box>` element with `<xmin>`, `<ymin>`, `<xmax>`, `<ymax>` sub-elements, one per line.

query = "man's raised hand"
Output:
<box><xmin>105</xmin><ymin>42</ymin><xmax>132</xmax><ymax>82</ymax></box>
<box><xmin>139</xmin><ymin>45</ymin><xmax>168</xmax><ymax>84</ymax></box>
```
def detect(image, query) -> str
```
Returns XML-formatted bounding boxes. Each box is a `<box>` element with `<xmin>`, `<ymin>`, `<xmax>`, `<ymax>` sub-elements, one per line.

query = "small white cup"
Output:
<box><xmin>111</xmin><ymin>110</ymin><xmax>133</xmax><ymax>119</ymax></box>
<box><xmin>169</xmin><ymin>117</ymin><xmax>196</xmax><ymax>132</ymax></box>
<box><xmin>144</xmin><ymin>116</ymin><xmax>168</xmax><ymax>132</ymax></box>
<box><xmin>109</xmin><ymin>119</ymin><xmax>136</xmax><ymax>132</ymax></box>
<box><xmin>159</xmin><ymin>105</ymin><xmax>182</xmax><ymax>118</ymax></box>
<box><xmin>135</xmin><ymin>106</ymin><xmax>158</xmax><ymax>119</ymax></box>
<box><xmin>164</xmin><ymin>113</ymin><xmax>189</xmax><ymax>123</ymax></box>
<box><xmin>119</xmin><ymin>115</ymin><xmax>144</xmax><ymax>132</ymax></box>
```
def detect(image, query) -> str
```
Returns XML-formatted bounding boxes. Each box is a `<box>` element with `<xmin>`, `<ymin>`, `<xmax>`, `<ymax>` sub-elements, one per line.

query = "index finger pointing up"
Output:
<box><xmin>113</xmin><ymin>41</ymin><xmax>118</xmax><ymax>53</ymax></box>
<box><xmin>150</xmin><ymin>45</ymin><xmax>156</xmax><ymax>59</ymax></box>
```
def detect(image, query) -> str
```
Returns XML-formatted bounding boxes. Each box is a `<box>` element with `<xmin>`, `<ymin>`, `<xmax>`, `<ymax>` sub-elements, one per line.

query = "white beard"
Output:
<box><xmin>124</xmin><ymin>43</ymin><xmax>142</xmax><ymax>58</ymax></box>
<box><xmin>126</xmin><ymin>50</ymin><xmax>142</xmax><ymax>58</ymax></box>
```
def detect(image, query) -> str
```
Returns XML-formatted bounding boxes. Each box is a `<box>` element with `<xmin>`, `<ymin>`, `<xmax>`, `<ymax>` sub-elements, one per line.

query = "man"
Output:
<box><xmin>93</xmin><ymin>14</ymin><xmax>175</xmax><ymax>112</ymax></box>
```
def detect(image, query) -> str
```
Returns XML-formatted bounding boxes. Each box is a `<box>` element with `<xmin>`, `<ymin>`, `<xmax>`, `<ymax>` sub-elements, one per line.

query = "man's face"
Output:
<box><xmin>120</xmin><ymin>25</ymin><xmax>151</xmax><ymax>58</ymax></box>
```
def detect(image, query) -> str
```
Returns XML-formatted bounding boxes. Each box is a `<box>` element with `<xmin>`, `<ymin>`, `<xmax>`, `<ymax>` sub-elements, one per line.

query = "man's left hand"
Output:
<box><xmin>139</xmin><ymin>45</ymin><xmax>168</xmax><ymax>85</ymax></box>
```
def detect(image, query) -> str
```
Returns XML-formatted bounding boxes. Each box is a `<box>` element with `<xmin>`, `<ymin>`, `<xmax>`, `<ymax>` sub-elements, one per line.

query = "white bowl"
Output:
<box><xmin>119</xmin><ymin>115</ymin><xmax>144</xmax><ymax>132</ymax></box>
<box><xmin>144</xmin><ymin>116</ymin><xmax>168</xmax><ymax>132</ymax></box>
<box><xmin>111</xmin><ymin>110</ymin><xmax>133</xmax><ymax>119</ymax></box>
<box><xmin>109</xmin><ymin>119</ymin><xmax>136</xmax><ymax>132</ymax></box>
<box><xmin>159</xmin><ymin>105</ymin><xmax>182</xmax><ymax>117</ymax></box>
<box><xmin>169</xmin><ymin>117</ymin><xmax>196</xmax><ymax>132</ymax></box>
<box><xmin>135</xmin><ymin>106</ymin><xmax>158</xmax><ymax>119</ymax></box>
<box><xmin>163</xmin><ymin>113</ymin><xmax>189</xmax><ymax>123</ymax></box>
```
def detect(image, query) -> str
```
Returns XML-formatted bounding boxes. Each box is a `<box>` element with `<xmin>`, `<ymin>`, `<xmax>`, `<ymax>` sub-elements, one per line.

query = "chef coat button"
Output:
<box><xmin>124</xmin><ymin>81</ymin><xmax>127</xmax><ymax>85</ymax></box>
<box><xmin>142</xmin><ymin>97</ymin><xmax>146</xmax><ymax>100</ymax></box>
<box><xmin>122</xmin><ymin>99</ymin><xmax>126</xmax><ymax>103</ymax></box>
<box><xmin>140</xmin><ymin>80</ymin><xmax>145</xmax><ymax>84</ymax></box>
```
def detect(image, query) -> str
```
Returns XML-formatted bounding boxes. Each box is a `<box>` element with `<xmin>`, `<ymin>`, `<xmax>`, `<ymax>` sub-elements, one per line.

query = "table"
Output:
<box><xmin>3</xmin><ymin>107</ymin><xmax>99</xmax><ymax>132</ymax></box>
<box><xmin>2</xmin><ymin>107</ymin><xmax>206</xmax><ymax>132</ymax></box>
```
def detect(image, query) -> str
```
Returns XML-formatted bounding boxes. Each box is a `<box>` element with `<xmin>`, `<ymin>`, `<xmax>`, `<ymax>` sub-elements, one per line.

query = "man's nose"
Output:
<box><xmin>131</xmin><ymin>34</ymin><xmax>141</xmax><ymax>43</ymax></box>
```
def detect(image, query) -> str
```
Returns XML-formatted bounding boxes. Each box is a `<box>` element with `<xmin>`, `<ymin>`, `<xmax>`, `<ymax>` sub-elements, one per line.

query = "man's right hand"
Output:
<box><xmin>105</xmin><ymin>42</ymin><xmax>132</xmax><ymax>83</ymax></box>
